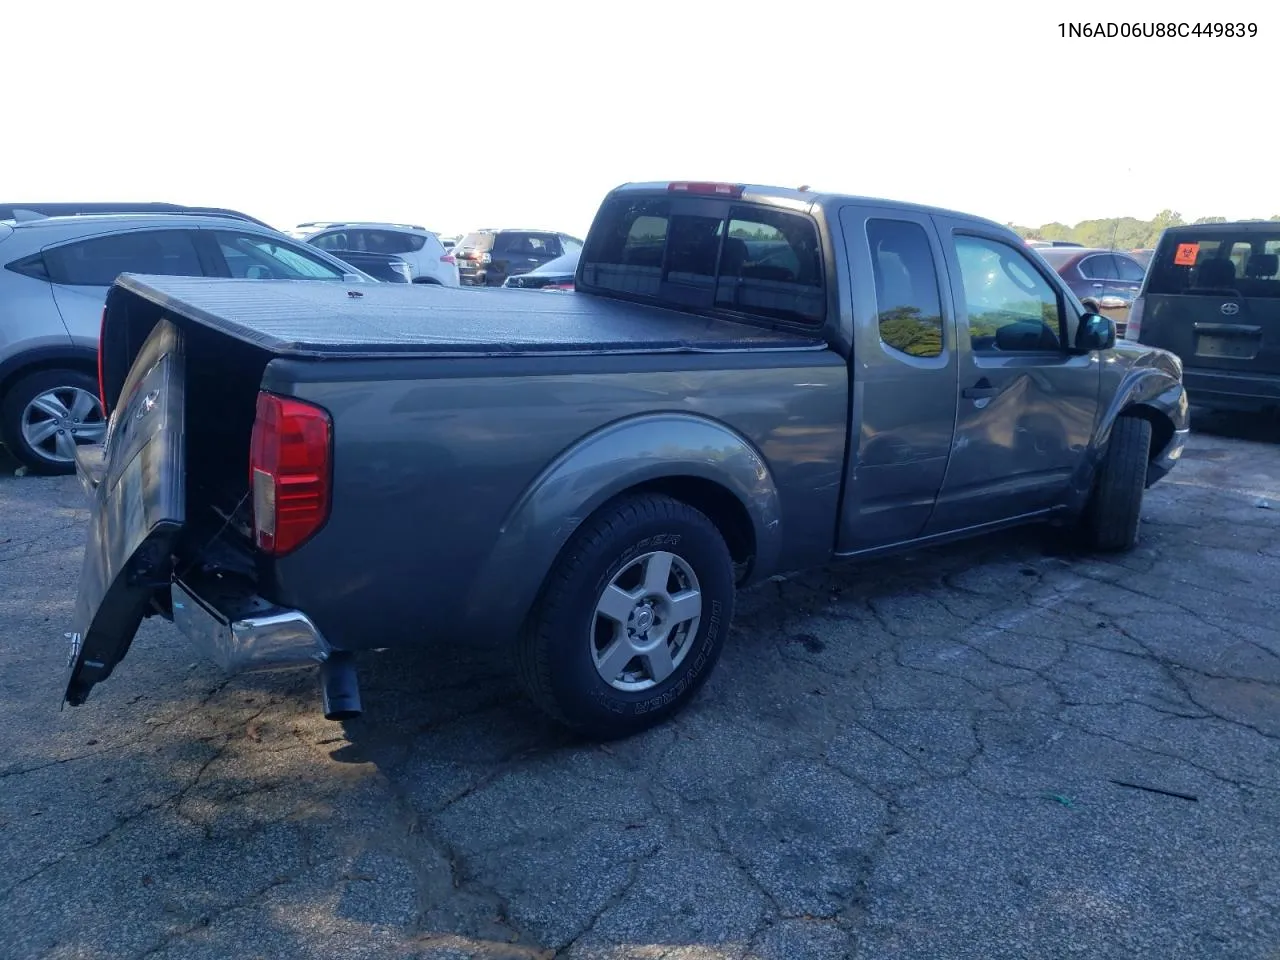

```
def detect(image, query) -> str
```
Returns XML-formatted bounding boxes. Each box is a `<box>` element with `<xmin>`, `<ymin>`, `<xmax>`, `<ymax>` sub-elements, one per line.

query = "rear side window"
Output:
<box><xmin>580</xmin><ymin>196</ymin><xmax>825</xmax><ymax>325</ymax></box>
<box><xmin>494</xmin><ymin>232</ymin><xmax>561</xmax><ymax>257</ymax></box>
<box><xmin>363</xmin><ymin>230</ymin><xmax>426</xmax><ymax>254</ymax></box>
<box><xmin>44</xmin><ymin>229</ymin><xmax>203</xmax><ymax>286</ymax></box>
<box><xmin>866</xmin><ymin>219</ymin><xmax>944</xmax><ymax>358</ymax></box>
<box><xmin>1114</xmin><ymin>254</ymin><xmax>1147</xmax><ymax>282</ymax></box>
<box><xmin>1147</xmin><ymin>231</ymin><xmax>1280</xmax><ymax>297</ymax></box>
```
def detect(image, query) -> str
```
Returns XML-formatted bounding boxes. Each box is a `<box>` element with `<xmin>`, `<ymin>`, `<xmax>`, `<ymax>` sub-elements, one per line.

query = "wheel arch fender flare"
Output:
<box><xmin>463</xmin><ymin>412</ymin><xmax>783</xmax><ymax>637</ymax></box>
<box><xmin>1069</xmin><ymin>364</ymin><xmax>1188</xmax><ymax>508</ymax></box>
<box><xmin>0</xmin><ymin>344</ymin><xmax>100</xmax><ymax>401</ymax></box>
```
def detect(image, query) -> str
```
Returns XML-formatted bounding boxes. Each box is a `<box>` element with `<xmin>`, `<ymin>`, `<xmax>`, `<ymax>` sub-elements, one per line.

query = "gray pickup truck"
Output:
<box><xmin>65</xmin><ymin>181</ymin><xmax>1190</xmax><ymax>739</ymax></box>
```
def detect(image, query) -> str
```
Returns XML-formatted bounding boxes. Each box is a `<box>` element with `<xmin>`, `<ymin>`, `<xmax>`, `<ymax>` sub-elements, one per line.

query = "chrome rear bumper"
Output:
<box><xmin>171</xmin><ymin>577</ymin><xmax>331</xmax><ymax>675</ymax></box>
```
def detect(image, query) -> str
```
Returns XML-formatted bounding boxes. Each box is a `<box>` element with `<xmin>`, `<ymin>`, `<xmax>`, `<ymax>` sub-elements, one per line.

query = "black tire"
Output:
<box><xmin>1083</xmin><ymin>415</ymin><xmax>1152</xmax><ymax>552</ymax></box>
<box><xmin>412</xmin><ymin>276</ymin><xmax>441</xmax><ymax>285</ymax></box>
<box><xmin>516</xmin><ymin>493</ymin><xmax>736</xmax><ymax>739</ymax></box>
<box><xmin>0</xmin><ymin>368</ymin><xmax>104</xmax><ymax>476</ymax></box>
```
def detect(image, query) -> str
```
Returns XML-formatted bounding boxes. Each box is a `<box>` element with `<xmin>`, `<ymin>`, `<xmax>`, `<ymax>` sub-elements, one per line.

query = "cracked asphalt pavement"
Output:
<box><xmin>2</xmin><ymin>412</ymin><xmax>1279</xmax><ymax>960</ymax></box>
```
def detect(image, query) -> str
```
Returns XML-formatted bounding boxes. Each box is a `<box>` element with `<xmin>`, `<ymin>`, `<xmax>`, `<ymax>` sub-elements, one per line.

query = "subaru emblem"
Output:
<box><xmin>1221</xmin><ymin>302</ymin><xmax>1240</xmax><ymax>316</ymax></box>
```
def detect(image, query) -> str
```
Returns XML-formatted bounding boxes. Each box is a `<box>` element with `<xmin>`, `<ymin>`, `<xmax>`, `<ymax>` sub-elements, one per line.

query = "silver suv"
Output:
<box><xmin>303</xmin><ymin>223</ymin><xmax>459</xmax><ymax>286</ymax></box>
<box><xmin>0</xmin><ymin>214</ymin><xmax>370</xmax><ymax>474</ymax></box>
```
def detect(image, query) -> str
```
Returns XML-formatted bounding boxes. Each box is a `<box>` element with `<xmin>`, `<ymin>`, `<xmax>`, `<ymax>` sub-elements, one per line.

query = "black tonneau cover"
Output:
<box><xmin>109</xmin><ymin>274</ymin><xmax>826</xmax><ymax>359</ymax></box>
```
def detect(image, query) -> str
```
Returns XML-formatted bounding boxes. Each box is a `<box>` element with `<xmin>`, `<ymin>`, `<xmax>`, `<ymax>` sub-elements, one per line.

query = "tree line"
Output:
<box><xmin>1007</xmin><ymin>211</ymin><xmax>1280</xmax><ymax>250</ymax></box>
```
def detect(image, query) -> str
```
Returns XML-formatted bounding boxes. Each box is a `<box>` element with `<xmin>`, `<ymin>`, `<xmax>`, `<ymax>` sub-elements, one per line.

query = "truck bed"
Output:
<box><xmin>111</xmin><ymin>274</ymin><xmax>827</xmax><ymax>358</ymax></box>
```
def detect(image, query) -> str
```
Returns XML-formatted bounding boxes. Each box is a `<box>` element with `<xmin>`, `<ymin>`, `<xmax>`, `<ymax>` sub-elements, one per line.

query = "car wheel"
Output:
<box><xmin>0</xmin><ymin>369</ymin><xmax>106</xmax><ymax>476</ymax></box>
<box><xmin>516</xmin><ymin>493</ymin><xmax>736</xmax><ymax>739</ymax></box>
<box><xmin>1083</xmin><ymin>415</ymin><xmax>1152</xmax><ymax>552</ymax></box>
<box><xmin>412</xmin><ymin>277</ymin><xmax>441</xmax><ymax>285</ymax></box>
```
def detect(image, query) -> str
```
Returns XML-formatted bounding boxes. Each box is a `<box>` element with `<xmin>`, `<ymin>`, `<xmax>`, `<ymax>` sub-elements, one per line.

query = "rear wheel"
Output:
<box><xmin>1</xmin><ymin>369</ymin><xmax>106</xmax><ymax>475</ymax></box>
<box><xmin>1082</xmin><ymin>415</ymin><xmax>1152</xmax><ymax>552</ymax></box>
<box><xmin>516</xmin><ymin>493</ymin><xmax>736</xmax><ymax>739</ymax></box>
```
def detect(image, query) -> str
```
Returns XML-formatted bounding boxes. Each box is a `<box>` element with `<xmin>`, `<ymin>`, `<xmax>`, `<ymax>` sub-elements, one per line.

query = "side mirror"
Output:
<box><xmin>1075</xmin><ymin>312</ymin><xmax>1116</xmax><ymax>352</ymax></box>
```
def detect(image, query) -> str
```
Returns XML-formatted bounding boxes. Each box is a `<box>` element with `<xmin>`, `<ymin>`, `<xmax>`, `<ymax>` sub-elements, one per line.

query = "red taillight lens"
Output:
<box><xmin>249</xmin><ymin>392</ymin><xmax>332</xmax><ymax>556</ymax></box>
<box><xmin>440</xmin><ymin>253</ymin><xmax>456</xmax><ymax>264</ymax></box>
<box><xmin>97</xmin><ymin>307</ymin><xmax>108</xmax><ymax>414</ymax></box>
<box><xmin>668</xmin><ymin>181</ymin><xmax>744</xmax><ymax>198</ymax></box>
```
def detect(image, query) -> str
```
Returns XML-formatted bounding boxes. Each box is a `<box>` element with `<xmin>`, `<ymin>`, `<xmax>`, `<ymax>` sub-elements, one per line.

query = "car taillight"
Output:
<box><xmin>97</xmin><ymin>306</ymin><xmax>108</xmax><ymax>414</ymax></box>
<box><xmin>668</xmin><ymin>181</ymin><xmax>744</xmax><ymax>198</ymax></box>
<box><xmin>1125</xmin><ymin>297</ymin><xmax>1144</xmax><ymax>341</ymax></box>
<box><xmin>440</xmin><ymin>253</ymin><xmax>456</xmax><ymax>264</ymax></box>
<box><xmin>249</xmin><ymin>392</ymin><xmax>332</xmax><ymax>556</ymax></box>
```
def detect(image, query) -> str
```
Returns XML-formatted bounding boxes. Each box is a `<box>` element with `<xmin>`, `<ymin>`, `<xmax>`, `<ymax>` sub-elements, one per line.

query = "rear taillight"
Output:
<box><xmin>249</xmin><ymin>392</ymin><xmax>332</xmax><ymax>556</ymax></box>
<box><xmin>97</xmin><ymin>307</ymin><xmax>108</xmax><ymax>414</ymax></box>
<box><xmin>1125</xmin><ymin>297</ymin><xmax>1144</xmax><ymax>341</ymax></box>
<box><xmin>440</xmin><ymin>253</ymin><xmax>456</xmax><ymax>264</ymax></box>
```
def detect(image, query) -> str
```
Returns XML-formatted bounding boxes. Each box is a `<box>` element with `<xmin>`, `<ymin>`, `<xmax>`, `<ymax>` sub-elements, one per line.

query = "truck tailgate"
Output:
<box><xmin>65</xmin><ymin>318</ymin><xmax>185</xmax><ymax>706</ymax></box>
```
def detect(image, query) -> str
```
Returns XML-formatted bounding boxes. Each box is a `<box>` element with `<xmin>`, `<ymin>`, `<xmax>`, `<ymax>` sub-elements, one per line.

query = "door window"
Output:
<box><xmin>44</xmin><ymin>229</ymin><xmax>203</xmax><ymax>286</ymax></box>
<box><xmin>954</xmin><ymin>235</ymin><xmax>1063</xmax><ymax>352</ymax></box>
<box><xmin>214</xmin><ymin>232</ymin><xmax>348</xmax><ymax>280</ymax></box>
<box><xmin>866</xmin><ymin>218</ymin><xmax>945</xmax><ymax>358</ymax></box>
<box><xmin>1078</xmin><ymin>254</ymin><xmax>1119</xmax><ymax>280</ymax></box>
<box><xmin>309</xmin><ymin>230</ymin><xmax>351</xmax><ymax>251</ymax></box>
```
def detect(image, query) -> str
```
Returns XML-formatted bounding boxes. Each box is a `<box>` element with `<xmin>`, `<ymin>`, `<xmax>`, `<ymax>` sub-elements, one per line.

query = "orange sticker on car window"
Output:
<box><xmin>1174</xmin><ymin>242</ymin><xmax>1199</xmax><ymax>266</ymax></box>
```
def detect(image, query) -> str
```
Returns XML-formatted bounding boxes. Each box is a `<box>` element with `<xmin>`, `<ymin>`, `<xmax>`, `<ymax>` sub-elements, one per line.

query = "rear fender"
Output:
<box><xmin>464</xmin><ymin>413</ymin><xmax>782</xmax><ymax>639</ymax></box>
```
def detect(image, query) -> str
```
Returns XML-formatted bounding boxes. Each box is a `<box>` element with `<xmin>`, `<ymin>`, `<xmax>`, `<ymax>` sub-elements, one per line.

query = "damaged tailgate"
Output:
<box><xmin>65</xmin><ymin>317</ymin><xmax>185</xmax><ymax>706</ymax></box>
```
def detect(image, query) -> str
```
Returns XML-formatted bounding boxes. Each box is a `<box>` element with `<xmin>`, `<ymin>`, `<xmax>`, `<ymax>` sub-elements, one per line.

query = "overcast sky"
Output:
<box><xmin>6</xmin><ymin>0</ymin><xmax>1273</xmax><ymax>238</ymax></box>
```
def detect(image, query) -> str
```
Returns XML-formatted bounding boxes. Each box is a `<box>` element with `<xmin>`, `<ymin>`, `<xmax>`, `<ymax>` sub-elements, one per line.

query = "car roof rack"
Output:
<box><xmin>0</xmin><ymin>202</ymin><xmax>273</xmax><ymax>229</ymax></box>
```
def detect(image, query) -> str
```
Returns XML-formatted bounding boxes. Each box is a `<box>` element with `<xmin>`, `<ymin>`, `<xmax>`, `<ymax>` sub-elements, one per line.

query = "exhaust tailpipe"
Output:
<box><xmin>320</xmin><ymin>651</ymin><xmax>362</xmax><ymax>721</ymax></box>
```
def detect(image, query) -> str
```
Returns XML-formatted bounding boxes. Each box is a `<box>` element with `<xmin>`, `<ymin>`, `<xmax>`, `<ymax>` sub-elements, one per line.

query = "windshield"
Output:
<box><xmin>458</xmin><ymin>232</ymin><xmax>495</xmax><ymax>251</ymax></box>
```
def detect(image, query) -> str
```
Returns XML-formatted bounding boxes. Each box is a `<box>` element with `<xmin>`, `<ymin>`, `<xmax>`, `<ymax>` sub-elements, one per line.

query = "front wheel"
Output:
<box><xmin>1082</xmin><ymin>415</ymin><xmax>1152</xmax><ymax>552</ymax></box>
<box><xmin>516</xmin><ymin>493</ymin><xmax>736</xmax><ymax>739</ymax></box>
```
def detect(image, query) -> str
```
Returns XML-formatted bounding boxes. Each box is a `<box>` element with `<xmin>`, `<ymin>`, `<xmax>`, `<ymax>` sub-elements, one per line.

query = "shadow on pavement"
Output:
<box><xmin>1191</xmin><ymin>406</ymin><xmax>1280</xmax><ymax>444</ymax></box>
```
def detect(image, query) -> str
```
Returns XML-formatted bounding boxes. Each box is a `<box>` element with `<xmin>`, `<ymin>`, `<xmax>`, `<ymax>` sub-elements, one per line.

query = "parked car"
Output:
<box><xmin>1125</xmin><ymin>221</ymin><xmax>1280</xmax><ymax>414</ymax></box>
<box><xmin>0</xmin><ymin>201</ymin><xmax>273</xmax><ymax>229</ymax></box>
<box><xmin>325</xmin><ymin>249</ymin><xmax>414</xmax><ymax>283</ymax></box>
<box><xmin>285</xmin><ymin>221</ymin><xmax>347</xmax><ymax>239</ymax></box>
<box><xmin>502</xmin><ymin>248</ymin><xmax>580</xmax><ymax>290</ymax></box>
<box><xmin>0</xmin><ymin>214</ymin><xmax>372</xmax><ymax>474</ymax></box>
<box><xmin>1130</xmin><ymin>248</ymin><xmax>1155</xmax><ymax>268</ymax></box>
<box><xmin>455</xmin><ymin>229</ymin><xmax>584</xmax><ymax>286</ymax></box>
<box><xmin>1036</xmin><ymin>246</ymin><xmax>1148</xmax><ymax>336</ymax></box>
<box><xmin>304</xmin><ymin>223</ymin><xmax>458</xmax><ymax>286</ymax></box>
<box><xmin>64</xmin><ymin>180</ymin><xmax>1187</xmax><ymax>741</ymax></box>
